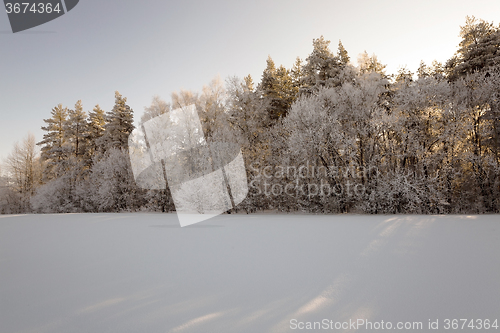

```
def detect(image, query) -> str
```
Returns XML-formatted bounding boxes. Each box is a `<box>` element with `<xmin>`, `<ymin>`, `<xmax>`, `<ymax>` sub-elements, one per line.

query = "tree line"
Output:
<box><xmin>1</xmin><ymin>16</ymin><xmax>499</xmax><ymax>214</ymax></box>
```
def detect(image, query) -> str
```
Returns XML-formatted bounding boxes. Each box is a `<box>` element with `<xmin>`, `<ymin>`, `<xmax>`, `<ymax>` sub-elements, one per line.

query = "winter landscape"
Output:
<box><xmin>2</xmin><ymin>0</ymin><xmax>500</xmax><ymax>332</ymax></box>
<box><xmin>2</xmin><ymin>16</ymin><xmax>500</xmax><ymax>215</ymax></box>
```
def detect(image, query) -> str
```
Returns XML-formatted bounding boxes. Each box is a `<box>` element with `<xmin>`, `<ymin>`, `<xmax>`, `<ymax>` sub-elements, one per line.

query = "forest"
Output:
<box><xmin>1</xmin><ymin>16</ymin><xmax>499</xmax><ymax>215</ymax></box>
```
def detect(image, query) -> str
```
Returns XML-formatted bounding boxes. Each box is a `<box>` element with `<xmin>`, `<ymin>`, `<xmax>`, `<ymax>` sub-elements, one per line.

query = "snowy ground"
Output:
<box><xmin>0</xmin><ymin>213</ymin><xmax>499</xmax><ymax>333</ymax></box>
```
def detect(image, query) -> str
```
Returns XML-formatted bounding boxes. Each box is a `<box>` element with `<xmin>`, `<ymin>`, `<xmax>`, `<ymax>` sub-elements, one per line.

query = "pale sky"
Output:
<box><xmin>1</xmin><ymin>0</ymin><xmax>500</xmax><ymax>164</ymax></box>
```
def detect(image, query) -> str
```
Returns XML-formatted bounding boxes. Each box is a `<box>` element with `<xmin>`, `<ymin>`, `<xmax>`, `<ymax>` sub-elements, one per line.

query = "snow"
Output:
<box><xmin>0</xmin><ymin>213</ymin><xmax>499</xmax><ymax>332</ymax></box>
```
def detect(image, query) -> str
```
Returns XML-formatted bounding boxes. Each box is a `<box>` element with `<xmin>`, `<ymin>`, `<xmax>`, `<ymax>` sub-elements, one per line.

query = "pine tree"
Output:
<box><xmin>338</xmin><ymin>40</ymin><xmax>350</xmax><ymax>65</ymax></box>
<box><xmin>243</xmin><ymin>74</ymin><xmax>254</xmax><ymax>91</ymax></box>
<box><xmin>258</xmin><ymin>56</ymin><xmax>278</xmax><ymax>119</ymax></box>
<box><xmin>37</xmin><ymin>104</ymin><xmax>69</xmax><ymax>179</ymax></box>
<box><xmin>87</xmin><ymin>104</ymin><xmax>106</xmax><ymax>158</ymax></box>
<box><xmin>301</xmin><ymin>36</ymin><xmax>343</xmax><ymax>93</ymax></box>
<box><xmin>291</xmin><ymin>57</ymin><xmax>304</xmax><ymax>91</ymax></box>
<box><xmin>430</xmin><ymin>60</ymin><xmax>445</xmax><ymax>78</ymax></box>
<box><xmin>259</xmin><ymin>56</ymin><xmax>278</xmax><ymax>96</ymax></box>
<box><xmin>274</xmin><ymin>65</ymin><xmax>297</xmax><ymax>118</ymax></box>
<box><xmin>65</xmin><ymin>100</ymin><xmax>88</xmax><ymax>159</ymax></box>
<box><xmin>446</xmin><ymin>16</ymin><xmax>500</xmax><ymax>80</ymax></box>
<box><xmin>99</xmin><ymin>91</ymin><xmax>135</xmax><ymax>151</ymax></box>
<box><xmin>258</xmin><ymin>57</ymin><xmax>296</xmax><ymax>120</ymax></box>
<box><xmin>417</xmin><ymin>60</ymin><xmax>431</xmax><ymax>78</ymax></box>
<box><xmin>395</xmin><ymin>66</ymin><xmax>414</xmax><ymax>84</ymax></box>
<box><xmin>357</xmin><ymin>51</ymin><xmax>387</xmax><ymax>75</ymax></box>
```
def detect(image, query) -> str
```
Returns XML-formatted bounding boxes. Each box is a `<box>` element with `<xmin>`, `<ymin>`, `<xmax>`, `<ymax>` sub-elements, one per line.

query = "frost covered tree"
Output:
<box><xmin>417</xmin><ymin>60</ymin><xmax>431</xmax><ymax>78</ymax></box>
<box><xmin>338</xmin><ymin>40</ymin><xmax>350</xmax><ymax>65</ymax></box>
<box><xmin>226</xmin><ymin>75</ymin><xmax>273</xmax><ymax>211</ymax></box>
<box><xmin>388</xmin><ymin>72</ymin><xmax>456</xmax><ymax>213</ymax></box>
<box><xmin>37</xmin><ymin>104</ymin><xmax>69</xmax><ymax>179</ymax></box>
<box><xmin>357</xmin><ymin>51</ymin><xmax>387</xmax><ymax>75</ymax></box>
<box><xmin>290</xmin><ymin>57</ymin><xmax>304</xmax><ymax>92</ymax></box>
<box><xmin>227</xmin><ymin>75</ymin><xmax>269</xmax><ymax>147</ymax></box>
<box><xmin>87</xmin><ymin>104</ymin><xmax>106</xmax><ymax>158</ymax></box>
<box><xmin>301</xmin><ymin>36</ymin><xmax>344</xmax><ymax>93</ymax></box>
<box><xmin>86</xmin><ymin>148</ymin><xmax>141</xmax><ymax>212</ymax></box>
<box><xmin>257</xmin><ymin>57</ymin><xmax>297</xmax><ymax>120</ymax></box>
<box><xmin>36</xmin><ymin>100</ymin><xmax>90</xmax><ymax>210</ymax></box>
<box><xmin>137</xmin><ymin>95</ymin><xmax>175</xmax><ymax>213</ymax></box>
<box><xmin>171</xmin><ymin>89</ymin><xmax>198</xmax><ymax>109</ymax></box>
<box><xmin>65</xmin><ymin>100</ymin><xmax>88</xmax><ymax>159</ymax></box>
<box><xmin>99</xmin><ymin>91</ymin><xmax>135</xmax><ymax>151</ymax></box>
<box><xmin>447</xmin><ymin>71</ymin><xmax>500</xmax><ymax>212</ymax></box>
<box><xmin>4</xmin><ymin>134</ymin><xmax>42</xmax><ymax>212</ymax></box>
<box><xmin>0</xmin><ymin>166</ymin><xmax>11</xmax><ymax>214</ymax></box>
<box><xmin>281</xmin><ymin>71</ymin><xmax>390</xmax><ymax>212</ymax></box>
<box><xmin>447</xmin><ymin>16</ymin><xmax>500</xmax><ymax>80</ymax></box>
<box><xmin>142</xmin><ymin>95</ymin><xmax>171</xmax><ymax>124</ymax></box>
<box><xmin>31</xmin><ymin>172</ymin><xmax>78</xmax><ymax>213</ymax></box>
<box><xmin>198</xmin><ymin>76</ymin><xmax>229</xmax><ymax>139</ymax></box>
<box><xmin>17</xmin><ymin>18</ymin><xmax>500</xmax><ymax>214</ymax></box>
<box><xmin>394</xmin><ymin>66</ymin><xmax>414</xmax><ymax>84</ymax></box>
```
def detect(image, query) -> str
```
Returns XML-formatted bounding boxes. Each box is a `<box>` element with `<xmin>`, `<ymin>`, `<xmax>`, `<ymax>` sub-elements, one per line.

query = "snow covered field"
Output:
<box><xmin>0</xmin><ymin>213</ymin><xmax>499</xmax><ymax>333</ymax></box>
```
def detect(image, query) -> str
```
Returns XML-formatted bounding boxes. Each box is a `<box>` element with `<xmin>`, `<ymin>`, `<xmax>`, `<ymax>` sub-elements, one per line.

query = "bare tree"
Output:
<box><xmin>3</xmin><ymin>133</ymin><xmax>41</xmax><ymax>212</ymax></box>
